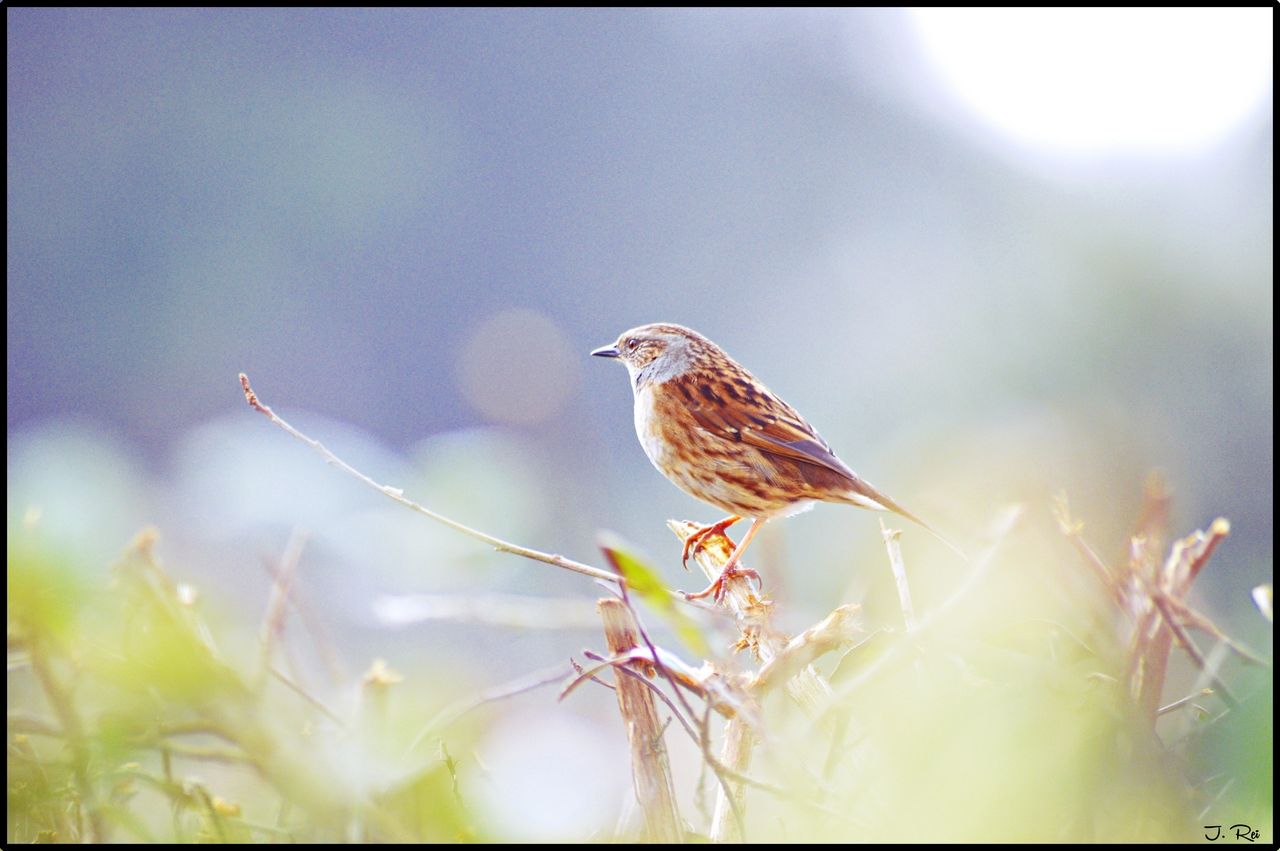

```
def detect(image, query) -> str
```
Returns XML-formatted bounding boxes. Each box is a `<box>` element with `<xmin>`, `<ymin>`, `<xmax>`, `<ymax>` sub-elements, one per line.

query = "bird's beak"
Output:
<box><xmin>591</xmin><ymin>344</ymin><xmax>621</xmax><ymax>359</ymax></box>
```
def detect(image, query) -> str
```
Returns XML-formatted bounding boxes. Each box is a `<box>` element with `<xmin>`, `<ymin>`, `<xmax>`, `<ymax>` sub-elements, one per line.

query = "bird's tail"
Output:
<box><xmin>843</xmin><ymin>480</ymin><xmax>969</xmax><ymax>562</ymax></box>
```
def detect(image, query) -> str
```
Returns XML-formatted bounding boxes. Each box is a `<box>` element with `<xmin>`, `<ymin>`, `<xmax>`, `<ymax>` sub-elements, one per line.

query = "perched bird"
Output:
<box><xmin>592</xmin><ymin>323</ymin><xmax>963</xmax><ymax>600</ymax></box>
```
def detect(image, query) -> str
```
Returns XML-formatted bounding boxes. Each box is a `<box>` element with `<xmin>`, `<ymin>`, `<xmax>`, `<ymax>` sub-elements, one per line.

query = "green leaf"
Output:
<box><xmin>598</xmin><ymin>532</ymin><xmax>709</xmax><ymax>658</ymax></box>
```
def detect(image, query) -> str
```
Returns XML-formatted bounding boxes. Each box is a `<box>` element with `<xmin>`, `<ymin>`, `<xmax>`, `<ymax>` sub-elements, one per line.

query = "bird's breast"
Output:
<box><xmin>632</xmin><ymin>383</ymin><xmax>675</xmax><ymax>469</ymax></box>
<box><xmin>632</xmin><ymin>381</ymin><xmax>786</xmax><ymax>517</ymax></box>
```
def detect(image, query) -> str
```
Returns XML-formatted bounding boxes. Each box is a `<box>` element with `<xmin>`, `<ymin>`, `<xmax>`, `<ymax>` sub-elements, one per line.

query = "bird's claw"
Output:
<box><xmin>682</xmin><ymin>564</ymin><xmax>762</xmax><ymax>603</ymax></box>
<box><xmin>679</xmin><ymin>516</ymin><xmax>741</xmax><ymax>569</ymax></box>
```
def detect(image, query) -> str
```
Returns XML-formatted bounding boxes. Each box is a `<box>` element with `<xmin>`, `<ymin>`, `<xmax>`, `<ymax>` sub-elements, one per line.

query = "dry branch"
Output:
<box><xmin>751</xmin><ymin>605</ymin><xmax>861</xmax><ymax>694</ymax></box>
<box><xmin>1057</xmin><ymin>486</ymin><xmax>1254</xmax><ymax>732</ymax></box>
<box><xmin>598</xmin><ymin>599</ymin><xmax>683</xmax><ymax>843</ymax></box>
<box><xmin>669</xmin><ymin>520</ymin><xmax>833</xmax><ymax>715</ymax></box>
<box><xmin>669</xmin><ymin>519</ymin><xmax>851</xmax><ymax>842</ymax></box>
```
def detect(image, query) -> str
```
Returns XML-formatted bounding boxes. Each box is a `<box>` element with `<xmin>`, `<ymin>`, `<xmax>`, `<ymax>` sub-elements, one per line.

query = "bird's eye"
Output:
<box><xmin>626</xmin><ymin>338</ymin><xmax>639</xmax><ymax>351</ymax></box>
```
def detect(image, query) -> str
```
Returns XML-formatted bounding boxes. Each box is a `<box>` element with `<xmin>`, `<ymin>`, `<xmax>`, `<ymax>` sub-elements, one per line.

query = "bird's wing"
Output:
<box><xmin>677</xmin><ymin>372</ymin><xmax>909</xmax><ymax>512</ymax></box>
<box><xmin>672</xmin><ymin>371</ymin><xmax>966</xmax><ymax>557</ymax></box>
<box><xmin>676</xmin><ymin>374</ymin><xmax>857</xmax><ymax>481</ymax></box>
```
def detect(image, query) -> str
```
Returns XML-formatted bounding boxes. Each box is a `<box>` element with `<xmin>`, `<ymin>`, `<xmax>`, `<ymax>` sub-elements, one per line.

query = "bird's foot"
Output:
<box><xmin>680</xmin><ymin>515</ymin><xmax>741</xmax><ymax>568</ymax></box>
<box><xmin>682</xmin><ymin>563</ymin><xmax>762</xmax><ymax>603</ymax></box>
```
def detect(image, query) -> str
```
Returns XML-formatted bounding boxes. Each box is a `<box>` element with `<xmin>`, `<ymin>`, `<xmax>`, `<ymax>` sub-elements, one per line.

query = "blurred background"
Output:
<box><xmin>8</xmin><ymin>8</ymin><xmax>1272</xmax><ymax>842</ymax></box>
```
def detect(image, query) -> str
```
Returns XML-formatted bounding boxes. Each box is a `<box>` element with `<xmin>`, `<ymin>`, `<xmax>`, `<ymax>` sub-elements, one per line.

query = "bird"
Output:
<box><xmin>591</xmin><ymin>323</ymin><xmax>963</xmax><ymax>601</ymax></box>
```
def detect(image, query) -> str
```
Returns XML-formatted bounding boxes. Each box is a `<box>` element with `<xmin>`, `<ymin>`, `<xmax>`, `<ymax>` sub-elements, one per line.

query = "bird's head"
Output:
<box><xmin>591</xmin><ymin>323</ymin><xmax>711</xmax><ymax>387</ymax></box>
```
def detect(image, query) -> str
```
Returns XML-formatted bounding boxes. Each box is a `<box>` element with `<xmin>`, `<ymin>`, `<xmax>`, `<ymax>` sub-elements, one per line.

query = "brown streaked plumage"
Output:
<box><xmin>592</xmin><ymin>323</ymin><xmax>963</xmax><ymax>600</ymax></box>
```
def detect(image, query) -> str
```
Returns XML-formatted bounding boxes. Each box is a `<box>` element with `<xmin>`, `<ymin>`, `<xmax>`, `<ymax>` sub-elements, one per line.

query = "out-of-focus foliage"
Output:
<box><xmin>8</xmin><ymin>491</ymin><xmax>1271</xmax><ymax>842</ymax></box>
<box><xmin>7</xmin><ymin>526</ymin><xmax>478</xmax><ymax>843</ymax></box>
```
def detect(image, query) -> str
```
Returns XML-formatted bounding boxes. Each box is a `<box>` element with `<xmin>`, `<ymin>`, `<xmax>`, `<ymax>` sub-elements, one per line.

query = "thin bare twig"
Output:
<box><xmin>589</xmin><ymin>596</ymin><xmax>858</xmax><ymax>833</ymax></box>
<box><xmin>820</xmin><ymin>505</ymin><xmax>1022</xmax><ymax>718</ymax></box>
<box><xmin>161</xmin><ymin>741</ymin><xmax>258</xmax><ymax>765</ymax></box>
<box><xmin>608</xmin><ymin>663</ymin><xmax>702</xmax><ymax>746</ymax></box>
<box><xmin>259</xmin><ymin>527</ymin><xmax>309</xmax><ymax>683</ymax></box>
<box><xmin>670</xmin><ymin>517</ymin><xmax>879</xmax><ymax>838</ymax></box>
<box><xmin>1052</xmin><ymin>493</ymin><xmax>1124</xmax><ymax>607</ymax></box>
<box><xmin>1158</xmin><ymin>688</ymin><xmax>1214</xmax><ymax>716</ymax></box>
<box><xmin>1197</xmin><ymin>776</ymin><xmax>1236</xmax><ymax>823</ymax></box>
<box><xmin>373</xmin><ymin>593</ymin><xmax>603</xmax><ymax>630</ymax></box>
<box><xmin>562</xmin><ymin>647</ymin><xmax>696</xmax><ymax>701</ymax></box>
<box><xmin>710</xmin><ymin>709</ymin><xmax>753</xmax><ymax>843</ymax></box>
<box><xmin>669</xmin><ymin>519</ymin><xmax>830</xmax><ymax>712</ymax></box>
<box><xmin>239</xmin><ymin>373</ymin><xmax>619</xmax><ymax>586</ymax></box>
<box><xmin>1156</xmin><ymin>594</ymin><xmax>1269</xmax><ymax>667</ymax></box>
<box><xmin>1146</xmin><ymin>584</ymin><xmax>1240</xmax><ymax>711</ymax></box>
<box><xmin>406</xmin><ymin>663</ymin><xmax>573</xmax><ymax>754</ymax></box>
<box><xmin>880</xmin><ymin>520</ymin><xmax>915</xmax><ymax>633</ymax></box>
<box><xmin>268</xmin><ymin>665</ymin><xmax>345</xmax><ymax>727</ymax></box>
<box><xmin>572</xmin><ymin>656</ymin><xmax>616</xmax><ymax>692</ymax></box>
<box><xmin>624</xmin><ymin>688</ymin><xmax>857</xmax><ymax>828</ymax></box>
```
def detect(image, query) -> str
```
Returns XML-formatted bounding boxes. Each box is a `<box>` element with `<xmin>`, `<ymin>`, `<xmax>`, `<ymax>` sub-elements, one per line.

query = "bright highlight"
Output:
<box><xmin>909</xmin><ymin>8</ymin><xmax>1273</xmax><ymax>155</ymax></box>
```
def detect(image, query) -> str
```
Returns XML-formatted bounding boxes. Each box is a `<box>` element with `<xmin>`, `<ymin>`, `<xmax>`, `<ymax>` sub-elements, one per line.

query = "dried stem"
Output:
<box><xmin>1132</xmin><ymin>520</ymin><xmax>1236</xmax><ymax>723</ymax></box>
<box><xmin>710</xmin><ymin>715</ymin><xmax>754</xmax><ymax>843</ymax></box>
<box><xmin>607</xmin><ymin>661</ymin><xmax>703</xmax><ymax>746</ymax></box>
<box><xmin>598</xmin><ymin>599</ymin><xmax>683</xmax><ymax>843</ymax></box>
<box><xmin>751</xmin><ymin>605</ymin><xmax>860</xmax><ymax>694</ymax></box>
<box><xmin>600</xmin><ymin>556</ymin><xmax>750</xmax><ymax>839</ymax></box>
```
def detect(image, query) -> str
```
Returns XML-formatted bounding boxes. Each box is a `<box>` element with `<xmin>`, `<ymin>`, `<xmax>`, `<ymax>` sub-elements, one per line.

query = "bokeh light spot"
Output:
<box><xmin>456</xmin><ymin>309</ymin><xmax>579</xmax><ymax>426</ymax></box>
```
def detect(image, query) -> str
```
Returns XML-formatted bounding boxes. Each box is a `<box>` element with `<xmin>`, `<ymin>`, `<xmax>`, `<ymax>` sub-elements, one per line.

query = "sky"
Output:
<box><xmin>8</xmin><ymin>3</ymin><xmax>1272</xmax><ymax>673</ymax></box>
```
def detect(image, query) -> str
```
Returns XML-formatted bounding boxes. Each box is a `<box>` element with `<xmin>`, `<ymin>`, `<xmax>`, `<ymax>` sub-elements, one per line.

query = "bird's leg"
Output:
<box><xmin>680</xmin><ymin>515</ymin><xmax>741</xmax><ymax>568</ymax></box>
<box><xmin>684</xmin><ymin>517</ymin><xmax>766</xmax><ymax>602</ymax></box>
